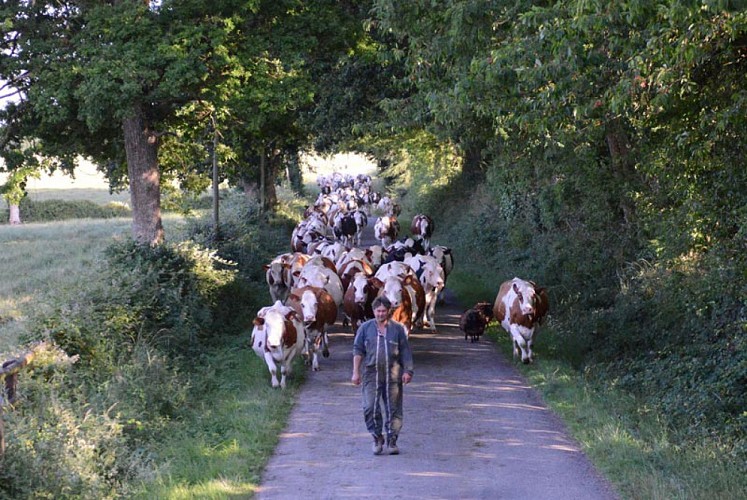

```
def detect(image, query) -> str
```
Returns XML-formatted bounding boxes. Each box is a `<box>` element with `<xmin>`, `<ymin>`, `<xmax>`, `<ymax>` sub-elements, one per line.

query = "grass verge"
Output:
<box><xmin>446</xmin><ymin>265</ymin><xmax>745</xmax><ymax>499</ymax></box>
<box><xmin>133</xmin><ymin>336</ymin><xmax>304</xmax><ymax>499</ymax></box>
<box><xmin>484</xmin><ymin>327</ymin><xmax>747</xmax><ymax>500</ymax></box>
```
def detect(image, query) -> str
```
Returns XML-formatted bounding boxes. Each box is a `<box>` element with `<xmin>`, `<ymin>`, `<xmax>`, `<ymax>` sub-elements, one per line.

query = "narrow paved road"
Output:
<box><xmin>257</xmin><ymin>220</ymin><xmax>618</xmax><ymax>500</ymax></box>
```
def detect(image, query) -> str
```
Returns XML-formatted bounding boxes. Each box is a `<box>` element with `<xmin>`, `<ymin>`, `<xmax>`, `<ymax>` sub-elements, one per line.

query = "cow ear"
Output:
<box><xmin>371</xmin><ymin>277</ymin><xmax>383</xmax><ymax>287</ymax></box>
<box><xmin>286</xmin><ymin>310</ymin><xmax>298</xmax><ymax>321</ymax></box>
<box><xmin>253</xmin><ymin>317</ymin><xmax>265</xmax><ymax>326</ymax></box>
<box><xmin>287</xmin><ymin>293</ymin><xmax>299</xmax><ymax>302</ymax></box>
<box><xmin>263</xmin><ymin>264</ymin><xmax>270</xmax><ymax>271</ymax></box>
<box><xmin>513</xmin><ymin>283</ymin><xmax>520</xmax><ymax>294</ymax></box>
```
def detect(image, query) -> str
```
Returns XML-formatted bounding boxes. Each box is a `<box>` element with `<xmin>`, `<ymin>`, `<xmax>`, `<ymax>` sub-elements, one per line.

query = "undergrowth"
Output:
<box><xmin>0</xmin><ymin>189</ymin><xmax>297</xmax><ymax>498</ymax></box>
<box><xmin>387</xmin><ymin>134</ymin><xmax>747</xmax><ymax>497</ymax></box>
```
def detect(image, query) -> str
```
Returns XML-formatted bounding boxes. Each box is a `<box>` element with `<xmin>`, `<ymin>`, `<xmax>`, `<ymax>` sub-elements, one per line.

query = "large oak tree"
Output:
<box><xmin>1</xmin><ymin>0</ymin><xmax>251</xmax><ymax>244</ymax></box>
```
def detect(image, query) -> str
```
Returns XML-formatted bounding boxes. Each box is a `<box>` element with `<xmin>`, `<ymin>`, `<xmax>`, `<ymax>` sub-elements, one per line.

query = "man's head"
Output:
<box><xmin>372</xmin><ymin>296</ymin><xmax>392</xmax><ymax>323</ymax></box>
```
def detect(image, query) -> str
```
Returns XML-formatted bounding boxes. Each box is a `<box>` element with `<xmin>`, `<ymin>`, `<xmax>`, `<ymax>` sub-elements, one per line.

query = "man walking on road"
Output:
<box><xmin>352</xmin><ymin>296</ymin><xmax>414</xmax><ymax>455</ymax></box>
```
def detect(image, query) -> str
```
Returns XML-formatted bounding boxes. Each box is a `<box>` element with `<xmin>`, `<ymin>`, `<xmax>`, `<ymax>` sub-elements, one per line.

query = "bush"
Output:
<box><xmin>587</xmin><ymin>251</ymin><xmax>747</xmax><ymax>458</ymax></box>
<box><xmin>0</xmin><ymin>343</ymin><xmax>145</xmax><ymax>499</ymax></box>
<box><xmin>3</xmin><ymin>198</ymin><xmax>132</xmax><ymax>223</ymax></box>
<box><xmin>38</xmin><ymin>241</ymin><xmax>235</xmax><ymax>370</ymax></box>
<box><xmin>0</xmin><ymin>187</ymin><xmax>293</xmax><ymax>497</ymax></box>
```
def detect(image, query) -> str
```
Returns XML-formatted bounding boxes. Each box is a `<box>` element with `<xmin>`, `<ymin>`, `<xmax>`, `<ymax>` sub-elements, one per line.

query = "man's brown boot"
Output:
<box><xmin>372</xmin><ymin>435</ymin><xmax>384</xmax><ymax>455</ymax></box>
<box><xmin>386</xmin><ymin>436</ymin><xmax>399</xmax><ymax>455</ymax></box>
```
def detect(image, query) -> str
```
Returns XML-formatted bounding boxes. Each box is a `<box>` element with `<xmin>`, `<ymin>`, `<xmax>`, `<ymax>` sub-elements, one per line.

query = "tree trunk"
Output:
<box><xmin>211</xmin><ymin>119</ymin><xmax>220</xmax><ymax>238</ymax></box>
<box><xmin>123</xmin><ymin>106</ymin><xmax>164</xmax><ymax>246</ymax></box>
<box><xmin>460</xmin><ymin>139</ymin><xmax>484</xmax><ymax>181</ymax></box>
<box><xmin>8</xmin><ymin>205</ymin><xmax>21</xmax><ymax>225</ymax></box>
<box><xmin>263</xmin><ymin>150</ymin><xmax>279</xmax><ymax>210</ymax></box>
<box><xmin>605</xmin><ymin>118</ymin><xmax>637</xmax><ymax>227</ymax></box>
<box><xmin>259</xmin><ymin>152</ymin><xmax>266</xmax><ymax>211</ymax></box>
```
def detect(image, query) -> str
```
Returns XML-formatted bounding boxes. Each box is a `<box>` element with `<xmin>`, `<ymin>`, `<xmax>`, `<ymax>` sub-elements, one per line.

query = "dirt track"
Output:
<box><xmin>257</xmin><ymin>223</ymin><xmax>618</xmax><ymax>500</ymax></box>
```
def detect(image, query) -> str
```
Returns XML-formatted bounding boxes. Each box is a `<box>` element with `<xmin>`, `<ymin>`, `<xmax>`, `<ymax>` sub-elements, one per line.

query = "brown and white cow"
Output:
<box><xmin>374</xmin><ymin>215</ymin><xmax>400</xmax><ymax>247</ymax></box>
<box><xmin>250</xmin><ymin>301</ymin><xmax>306</xmax><ymax>388</ymax></box>
<box><xmin>376</xmin><ymin>275</ymin><xmax>422</xmax><ymax>337</ymax></box>
<box><xmin>295</xmin><ymin>263</ymin><xmax>345</xmax><ymax>308</ymax></box>
<box><xmin>404</xmin><ymin>254</ymin><xmax>445</xmax><ymax>331</ymax></box>
<box><xmin>342</xmin><ymin>273</ymin><xmax>379</xmax><ymax>332</ymax></box>
<box><xmin>410</xmin><ymin>214</ymin><xmax>434</xmax><ymax>251</ymax></box>
<box><xmin>263</xmin><ymin>259</ymin><xmax>293</xmax><ymax>303</ymax></box>
<box><xmin>374</xmin><ymin>262</ymin><xmax>425</xmax><ymax>327</ymax></box>
<box><xmin>287</xmin><ymin>286</ymin><xmax>338</xmax><ymax>371</ymax></box>
<box><xmin>493</xmin><ymin>278</ymin><xmax>549</xmax><ymax>364</ymax></box>
<box><xmin>338</xmin><ymin>258</ymin><xmax>375</xmax><ymax>293</ymax></box>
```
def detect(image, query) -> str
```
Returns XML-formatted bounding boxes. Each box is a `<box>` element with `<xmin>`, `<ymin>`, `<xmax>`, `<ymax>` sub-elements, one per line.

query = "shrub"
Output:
<box><xmin>587</xmin><ymin>251</ymin><xmax>747</xmax><ymax>458</ymax></box>
<box><xmin>0</xmin><ymin>343</ymin><xmax>146</xmax><ymax>499</ymax></box>
<box><xmin>12</xmin><ymin>198</ymin><xmax>131</xmax><ymax>222</ymax></box>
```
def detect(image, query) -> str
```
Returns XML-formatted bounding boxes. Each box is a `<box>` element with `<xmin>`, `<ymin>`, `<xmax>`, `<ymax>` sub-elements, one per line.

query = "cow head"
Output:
<box><xmin>513</xmin><ymin>282</ymin><xmax>540</xmax><ymax>319</ymax></box>
<box><xmin>300</xmin><ymin>289</ymin><xmax>319</xmax><ymax>324</ymax></box>
<box><xmin>381</xmin><ymin>277</ymin><xmax>404</xmax><ymax>307</ymax></box>
<box><xmin>263</xmin><ymin>310</ymin><xmax>287</xmax><ymax>349</ymax></box>
<box><xmin>351</xmin><ymin>273</ymin><xmax>371</xmax><ymax>305</ymax></box>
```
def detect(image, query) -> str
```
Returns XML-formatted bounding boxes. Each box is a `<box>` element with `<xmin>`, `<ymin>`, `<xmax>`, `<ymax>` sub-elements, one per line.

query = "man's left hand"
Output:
<box><xmin>402</xmin><ymin>372</ymin><xmax>412</xmax><ymax>385</ymax></box>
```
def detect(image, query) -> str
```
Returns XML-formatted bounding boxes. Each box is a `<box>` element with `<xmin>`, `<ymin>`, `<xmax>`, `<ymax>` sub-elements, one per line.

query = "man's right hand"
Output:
<box><xmin>351</xmin><ymin>373</ymin><xmax>361</xmax><ymax>385</ymax></box>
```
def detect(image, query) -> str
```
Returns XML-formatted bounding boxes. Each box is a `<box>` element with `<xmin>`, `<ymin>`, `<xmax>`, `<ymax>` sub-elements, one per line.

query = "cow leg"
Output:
<box><xmin>511</xmin><ymin>330</ymin><xmax>532</xmax><ymax>364</ymax></box>
<box><xmin>426</xmin><ymin>294</ymin><xmax>438</xmax><ymax>332</ymax></box>
<box><xmin>280</xmin><ymin>362</ymin><xmax>289</xmax><ymax>389</ymax></box>
<box><xmin>302</xmin><ymin>337</ymin><xmax>312</xmax><ymax>366</ymax></box>
<box><xmin>311</xmin><ymin>333</ymin><xmax>322</xmax><ymax>371</ymax></box>
<box><xmin>525</xmin><ymin>339</ymin><xmax>534</xmax><ymax>364</ymax></box>
<box><xmin>322</xmin><ymin>330</ymin><xmax>330</xmax><ymax>358</ymax></box>
<box><xmin>264</xmin><ymin>353</ymin><xmax>280</xmax><ymax>388</ymax></box>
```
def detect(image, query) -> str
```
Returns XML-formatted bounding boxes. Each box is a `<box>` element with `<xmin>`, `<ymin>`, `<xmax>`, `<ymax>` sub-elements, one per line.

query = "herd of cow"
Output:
<box><xmin>250</xmin><ymin>171</ymin><xmax>548</xmax><ymax>389</ymax></box>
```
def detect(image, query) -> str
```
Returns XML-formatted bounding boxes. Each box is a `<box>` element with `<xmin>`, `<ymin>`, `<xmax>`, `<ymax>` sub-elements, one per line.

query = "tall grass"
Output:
<box><xmin>132</xmin><ymin>337</ymin><xmax>303</xmax><ymax>498</ymax></box>
<box><xmin>0</xmin><ymin>218</ymin><xmax>131</xmax><ymax>352</ymax></box>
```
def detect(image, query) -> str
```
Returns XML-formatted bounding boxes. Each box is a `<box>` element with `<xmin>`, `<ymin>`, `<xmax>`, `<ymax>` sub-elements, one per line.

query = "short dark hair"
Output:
<box><xmin>372</xmin><ymin>296</ymin><xmax>391</xmax><ymax>310</ymax></box>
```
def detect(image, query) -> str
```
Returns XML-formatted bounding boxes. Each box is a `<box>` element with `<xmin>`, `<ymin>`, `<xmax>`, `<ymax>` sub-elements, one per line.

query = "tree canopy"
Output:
<box><xmin>1</xmin><ymin>0</ymin><xmax>369</xmax><ymax>240</ymax></box>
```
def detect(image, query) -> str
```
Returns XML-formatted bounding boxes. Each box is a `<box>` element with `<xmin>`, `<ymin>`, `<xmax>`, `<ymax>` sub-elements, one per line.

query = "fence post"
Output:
<box><xmin>0</xmin><ymin>347</ymin><xmax>40</xmax><ymax>458</ymax></box>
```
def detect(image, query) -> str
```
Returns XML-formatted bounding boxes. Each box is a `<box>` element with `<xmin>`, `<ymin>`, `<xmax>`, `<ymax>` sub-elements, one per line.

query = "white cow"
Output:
<box><xmin>404</xmin><ymin>254</ymin><xmax>445</xmax><ymax>331</ymax></box>
<box><xmin>250</xmin><ymin>301</ymin><xmax>306</xmax><ymax>388</ymax></box>
<box><xmin>374</xmin><ymin>261</ymin><xmax>412</xmax><ymax>281</ymax></box>
<box><xmin>352</xmin><ymin>209</ymin><xmax>368</xmax><ymax>246</ymax></box>
<box><xmin>428</xmin><ymin>245</ymin><xmax>454</xmax><ymax>303</ymax></box>
<box><xmin>263</xmin><ymin>258</ymin><xmax>293</xmax><ymax>303</ymax></box>
<box><xmin>492</xmin><ymin>278</ymin><xmax>549</xmax><ymax>364</ymax></box>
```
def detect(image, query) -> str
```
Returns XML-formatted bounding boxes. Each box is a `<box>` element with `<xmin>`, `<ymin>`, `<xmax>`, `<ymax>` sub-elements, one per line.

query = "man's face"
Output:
<box><xmin>374</xmin><ymin>305</ymin><xmax>389</xmax><ymax>323</ymax></box>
